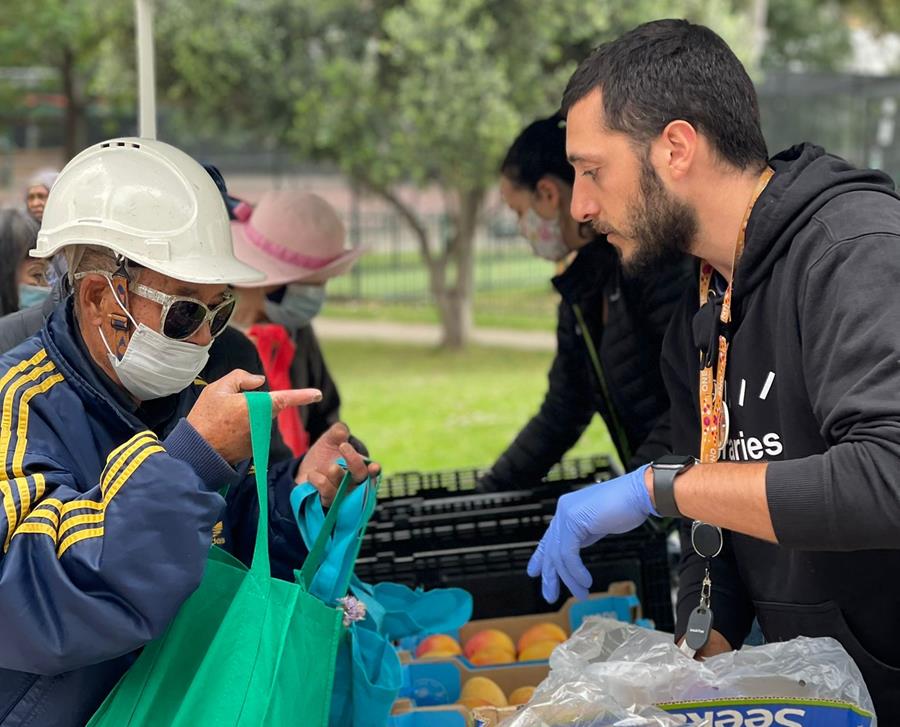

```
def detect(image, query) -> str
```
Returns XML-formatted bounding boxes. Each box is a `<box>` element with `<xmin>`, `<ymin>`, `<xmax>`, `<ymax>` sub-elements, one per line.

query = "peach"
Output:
<box><xmin>415</xmin><ymin>634</ymin><xmax>462</xmax><ymax>659</ymax></box>
<box><xmin>517</xmin><ymin>639</ymin><xmax>560</xmax><ymax>662</ymax></box>
<box><xmin>460</xmin><ymin>676</ymin><xmax>508</xmax><ymax>707</ymax></box>
<box><xmin>469</xmin><ymin>646</ymin><xmax>517</xmax><ymax>666</ymax></box>
<box><xmin>516</xmin><ymin>623</ymin><xmax>567</xmax><ymax>654</ymax></box>
<box><xmin>508</xmin><ymin>686</ymin><xmax>536</xmax><ymax>705</ymax></box>
<box><xmin>463</xmin><ymin>629</ymin><xmax>516</xmax><ymax>659</ymax></box>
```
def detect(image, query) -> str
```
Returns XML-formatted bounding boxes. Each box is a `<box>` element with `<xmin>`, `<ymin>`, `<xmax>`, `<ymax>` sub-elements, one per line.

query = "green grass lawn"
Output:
<box><xmin>321</xmin><ymin>287</ymin><xmax>560</xmax><ymax>332</ymax></box>
<box><xmin>319</xmin><ymin>338</ymin><xmax>617</xmax><ymax>475</ymax></box>
<box><xmin>323</xmin><ymin>246</ymin><xmax>561</xmax><ymax>332</ymax></box>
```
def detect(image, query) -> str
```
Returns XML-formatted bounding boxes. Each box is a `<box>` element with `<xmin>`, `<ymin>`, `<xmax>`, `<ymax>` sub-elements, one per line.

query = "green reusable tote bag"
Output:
<box><xmin>88</xmin><ymin>391</ymin><xmax>344</xmax><ymax>727</ymax></box>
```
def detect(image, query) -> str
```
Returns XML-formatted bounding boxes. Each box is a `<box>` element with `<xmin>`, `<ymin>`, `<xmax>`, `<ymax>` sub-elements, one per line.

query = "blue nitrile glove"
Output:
<box><xmin>527</xmin><ymin>465</ymin><xmax>656</xmax><ymax>602</ymax></box>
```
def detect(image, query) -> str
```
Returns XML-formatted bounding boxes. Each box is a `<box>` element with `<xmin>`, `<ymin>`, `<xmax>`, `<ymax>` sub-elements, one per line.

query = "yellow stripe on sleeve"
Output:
<box><xmin>55</xmin><ymin>435</ymin><xmax>158</xmax><ymax>525</ymax></box>
<box><xmin>0</xmin><ymin>350</ymin><xmax>63</xmax><ymax>552</ymax></box>
<box><xmin>103</xmin><ymin>445</ymin><xmax>165</xmax><ymax>502</ymax></box>
<box><xmin>57</xmin><ymin>526</ymin><xmax>104</xmax><ymax>558</ymax></box>
<box><xmin>0</xmin><ymin>361</ymin><xmax>57</xmax><ymax>469</ymax></box>
<box><xmin>100</xmin><ymin>435</ymin><xmax>158</xmax><ymax>495</ymax></box>
<box><xmin>56</xmin><ymin>442</ymin><xmax>165</xmax><ymax>557</ymax></box>
<box><xmin>13</xmin><ymin>522</ymin><xmax>58</xmax><ymax>543</ymax></box>
<box><xmin>57</xmin><ymin>511</ymin><xmax>105</xmax><ymax>539</ymax></box>
<box><xmin>13</xmin><ymin>477</ymin><xmax>30</xmax><ymax>523</ymax></box>
<box><xmin>1</xmin><ymin>479</ymin><xmax>17</xmax><ymax>552</ymax></box>
<box><xmin>12</xmin><ymin>374</ymin><xmax>64</xmax><ymax>478</ymax></box>
<box><xmin>0</xmin><ymin>350</ymin><xmax>47</xmax><ymax>400</ymax></box>
<box><xmin>24</xmin><ymin>497</ymin><xmax>63</xmax><ymax>528</ymax></box>
<box><xmin>106</xmin><ymin>431</ymin><xmax>156</xmax><ymax>465</ymax></box>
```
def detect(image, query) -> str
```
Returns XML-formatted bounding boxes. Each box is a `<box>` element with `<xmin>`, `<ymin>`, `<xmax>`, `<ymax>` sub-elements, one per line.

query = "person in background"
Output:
<box><xmin>0</xmin><ymin>208</ymin><xmax>48</xmax><ymax>317</ymax></box>
<box><xmin>477</xmin><ymin>114</ymin><xmax>690</xmax><ymax>492</ymax></box>
<box><xmin>229</xmin><ymin>190</ymin><xmax>364</xmax><ymax>456</ymax></box>
<box><xmin>24</xmin><ymin>168</ymin><xmax>58</xmax><ymax>223</ymax></box>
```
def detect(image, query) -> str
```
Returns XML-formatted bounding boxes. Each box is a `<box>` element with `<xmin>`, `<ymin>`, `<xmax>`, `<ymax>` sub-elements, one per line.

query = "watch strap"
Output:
<box><xmin>653</xmin><ymin>466</ymin><xmax>682</xmax><ymax>518</ymax></box>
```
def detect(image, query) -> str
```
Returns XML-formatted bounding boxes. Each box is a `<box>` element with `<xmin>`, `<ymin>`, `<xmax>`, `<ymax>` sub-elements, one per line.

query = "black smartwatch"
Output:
<box><xmin>650</xmin><ymin>455</ymin><xmax>696</xmax><ymax>518</ymax></box>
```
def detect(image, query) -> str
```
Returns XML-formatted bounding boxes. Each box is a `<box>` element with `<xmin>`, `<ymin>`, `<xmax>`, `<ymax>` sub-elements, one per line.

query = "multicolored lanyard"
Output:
<box><xmin>697</xmin><ymin>167</ymin><xmax>774</xmax><ymax>464</ymax></box>
<box><xmin>682</xmin><ymin>166</ymin><xmax>775</xmax><ymax>658</ymax></box>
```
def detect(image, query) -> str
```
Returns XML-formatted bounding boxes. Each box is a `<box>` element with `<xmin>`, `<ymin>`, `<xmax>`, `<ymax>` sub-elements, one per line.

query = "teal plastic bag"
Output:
<box><xmin>366</xmin><ymin>581</ymin><xmax>472</xmax><ymax>642</ymax></box>
<box><xmin>291</xmin><ymin>476</ymin><xmax>402</xmax><ymax>727</ymax></box>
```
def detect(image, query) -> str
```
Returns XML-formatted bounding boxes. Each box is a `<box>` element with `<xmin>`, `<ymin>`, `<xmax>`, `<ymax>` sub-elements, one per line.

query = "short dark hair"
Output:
<box><xmin>500</xmin><ymin>113</ymin><xmax>575</xmax><ymax>191</ymax></box>
<box><xmin>562</xmin><ymin>19</ymin><xmax>768</xmax><ymax>171</ymax></box>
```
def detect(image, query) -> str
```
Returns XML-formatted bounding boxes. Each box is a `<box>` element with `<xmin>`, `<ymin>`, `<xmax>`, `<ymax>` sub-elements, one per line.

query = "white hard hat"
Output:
<box><xmin>33</xmin><ymin>137</ymin><xmax>264</xmax><ymax>285</ymax></box>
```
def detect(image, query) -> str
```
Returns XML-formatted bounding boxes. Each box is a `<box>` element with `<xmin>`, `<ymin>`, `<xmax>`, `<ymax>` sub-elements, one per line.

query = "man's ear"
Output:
<box><xmin>655</xmin><ymin>119</ymin><xmax>698</xmax><ymax>183</ymax></box>
<box><xmin>77</xmin><ymin>275</ymin><xmax>112</xmax><ymax>328</ymax></box>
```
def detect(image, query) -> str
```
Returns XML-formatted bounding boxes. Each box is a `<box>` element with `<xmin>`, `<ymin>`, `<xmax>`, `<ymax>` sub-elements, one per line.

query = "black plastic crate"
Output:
<box><xmin>363</xmin><ymin>498</ymin><xmax>554</xmax><ymax>558</ymax></box>
<box><xmin>379</xmin><ymin>454</ymin><xmax>619</xmax><ymax>500</ymax></box>
<box><xmin>355</xmin><ymin>523</ymin><xmax>674</xmax><ymax>632</ymax></box>
<box><xmin>373</xmin><ymin>482</ymin><xmax>570</xmax><ymax>524</ymax></box>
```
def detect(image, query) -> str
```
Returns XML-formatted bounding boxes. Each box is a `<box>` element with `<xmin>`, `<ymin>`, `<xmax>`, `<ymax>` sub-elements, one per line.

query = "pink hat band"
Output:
<box><xmin>241</xmin><ymin>221</ymin><xmax>342</xmax><ymax>271</ymax></box>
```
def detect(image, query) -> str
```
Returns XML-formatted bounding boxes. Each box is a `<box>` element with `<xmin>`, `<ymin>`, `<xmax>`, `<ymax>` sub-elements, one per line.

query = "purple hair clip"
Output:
<box><xmin>337</xmin><ymin>595</ymin><xmax>367</xmax><ymax>627</ymax></box>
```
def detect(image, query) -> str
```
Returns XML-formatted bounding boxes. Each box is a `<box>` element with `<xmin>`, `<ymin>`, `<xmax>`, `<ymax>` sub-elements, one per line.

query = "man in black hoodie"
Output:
<box><xmin>527</xmin><ymin>19</ymin><xmax>900</xmax><ymax>719</ymax></box>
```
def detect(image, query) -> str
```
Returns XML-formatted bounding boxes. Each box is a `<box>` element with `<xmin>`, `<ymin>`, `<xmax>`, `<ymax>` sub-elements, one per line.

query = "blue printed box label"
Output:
<box><xmin>661</xmin><ymin>699</ymin><xmax>873</xmax><ymax>727</ymax></box>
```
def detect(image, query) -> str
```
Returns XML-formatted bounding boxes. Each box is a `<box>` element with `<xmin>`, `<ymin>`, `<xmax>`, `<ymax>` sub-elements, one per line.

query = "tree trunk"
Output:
<box><xmin>748</xmin><ymin>0</ymin><xmax>769</xmax><ymax>74</ymax></box>
<box><xmin>61</xmin><ymin>48</ymin><xmax>85</xmax><ymax>160</ymax></box>
<box><xmin>363</xmin><ymin>179</ymin><xmax>484</xmax><ymax>349</ymax></box>
<box><xmin>437</xmin><ymin>188</ymin><xmax>483</xmax><ymax>349</ymax></box>
<box><xmin>433</xmin><ymin>286</ymin><xmax>470</xmax><ymax>348</ymax></box>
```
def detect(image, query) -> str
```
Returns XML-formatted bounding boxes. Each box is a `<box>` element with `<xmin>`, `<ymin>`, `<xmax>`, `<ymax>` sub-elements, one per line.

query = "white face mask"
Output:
<box><xmin>519</xmin><ymin>208</ymin><xmax>570</xmax><ymax>262</ymax></box>
<box><xmin>98</xmin><ymin>279</ymin><xmax>211</xmax><ymax>401</ymax></box>
<box><xmin>265</xmin><ymin>284</ymin><xmax>326</xmax><ymax>330</ymax></box>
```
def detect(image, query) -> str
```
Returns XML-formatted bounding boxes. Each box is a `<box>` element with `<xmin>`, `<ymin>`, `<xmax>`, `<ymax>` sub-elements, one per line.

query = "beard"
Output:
<box><xmin>611</xmin><ymin>153</ymin><xmax>698</xmax><ymax>278</ymax></box>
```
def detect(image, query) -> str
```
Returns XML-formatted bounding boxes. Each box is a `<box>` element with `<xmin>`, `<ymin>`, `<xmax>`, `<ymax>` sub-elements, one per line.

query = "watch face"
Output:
<box><xmin>654</xmin><ymin>455</ymin><xmax>695</xmax><ymax>468</ymax></box>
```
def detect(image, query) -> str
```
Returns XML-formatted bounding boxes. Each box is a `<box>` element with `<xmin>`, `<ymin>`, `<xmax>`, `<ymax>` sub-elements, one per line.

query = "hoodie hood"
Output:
<box><xmin>735</xmin><ymin>143</ymin><xmax>897</xmax><ymax>312</ymax></box>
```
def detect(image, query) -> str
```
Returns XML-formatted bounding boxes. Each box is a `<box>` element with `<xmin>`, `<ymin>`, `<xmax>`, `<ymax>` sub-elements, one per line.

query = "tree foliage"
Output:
<box><xmin>0</xmin><ymin>0</ymin><xmax>130</xmax><ymax>157</ymax></box>
<box><xmin>4</xmin><ymin>0</ymin><xmax>892</xmax><ymax>344</ymax></box>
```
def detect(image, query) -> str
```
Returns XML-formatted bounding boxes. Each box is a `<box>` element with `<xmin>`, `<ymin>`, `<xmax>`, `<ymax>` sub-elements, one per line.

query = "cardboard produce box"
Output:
<box><xmin>457</xmin><ymin>580</ymin><xmax>640</xmax><ymax>648</ymax></box>
<box><xmin>400</xmin><ymin>580</ymin><xmax>644</xmax><ymax>665</ymax></box>
<box><xmin>400</xmin><ymin>660</ymin><xmax>550</xmax><ymax>707</ymax></box>
<box><xmin>471</xmin><ymin>705</ymin><xmax>522</xmax><ymax>727</ymax></box>
<box><xmin>388</xmin><ymin>700</ymin><xmax>470</xmax><ymax>727</ymax></box>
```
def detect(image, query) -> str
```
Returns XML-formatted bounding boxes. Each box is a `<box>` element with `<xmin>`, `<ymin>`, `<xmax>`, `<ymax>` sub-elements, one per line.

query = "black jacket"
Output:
<box><xmin>479</xmin><ymin>238</ymin><xmax>690</xmax><ymax>491</ymax></box>
<box><xmin>0</xmin><ymin>283</ymin><xmax>61</xmax><ymax>354</ymax></box>
<box><xmin>669</xmin><ymin>144</ymin><xmax>900</xmax><ymax>719</ymax></box>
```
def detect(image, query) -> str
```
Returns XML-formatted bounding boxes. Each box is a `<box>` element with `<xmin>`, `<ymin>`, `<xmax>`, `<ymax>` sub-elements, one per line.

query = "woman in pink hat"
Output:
<box><xmin>230</xmin><ymin>189</ymin><xmax>365</xmax><ymax>457</ymax></box>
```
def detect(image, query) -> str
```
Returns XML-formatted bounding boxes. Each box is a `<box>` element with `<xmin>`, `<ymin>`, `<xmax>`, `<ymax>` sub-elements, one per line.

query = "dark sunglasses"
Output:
<box><xmin>129</xmin><ymin>282</ymin><xmax>236</xmax><ymax>340</ymax></box>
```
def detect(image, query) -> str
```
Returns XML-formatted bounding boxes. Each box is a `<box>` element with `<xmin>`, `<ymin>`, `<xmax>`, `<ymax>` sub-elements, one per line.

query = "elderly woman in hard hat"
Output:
<box><xmin>0</xmin><ymin>138</ymin><xmax>378</xmax><ymax>726</ymax></box>
<box><xmin>229</xmin><ymin>190</ymin><xmax>364</xmax><ymax>457</ymax></box>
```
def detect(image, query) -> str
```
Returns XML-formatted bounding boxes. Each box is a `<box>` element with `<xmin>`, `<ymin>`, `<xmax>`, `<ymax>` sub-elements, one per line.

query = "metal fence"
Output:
<box><xmin>329</xmin><ymin>207</ymin><xmax>557</xmax><ymax>304</ymax></box>
<box><xmin>4</xmin><ymin>70</ymin><xmax>900</xmax><ymax>317</ymax></box>
<box><xmin>329</xmin><ymin>71</ymin><xmax>900</xmax><ymax>311</ymax></box>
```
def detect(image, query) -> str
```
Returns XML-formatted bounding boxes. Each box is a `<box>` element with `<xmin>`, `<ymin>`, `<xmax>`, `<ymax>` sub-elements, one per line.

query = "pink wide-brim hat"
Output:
<box><xmin>230</xmin><ymin>189</ymin><xmax>366</xmax><ymax>288</ymax></box>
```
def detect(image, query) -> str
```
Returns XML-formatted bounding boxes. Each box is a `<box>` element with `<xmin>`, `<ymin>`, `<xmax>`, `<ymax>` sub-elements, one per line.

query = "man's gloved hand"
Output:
<box><xmin>527</xmin><ymin>465</ymin><xmax>656</xmax><ymax>602</ymax></box>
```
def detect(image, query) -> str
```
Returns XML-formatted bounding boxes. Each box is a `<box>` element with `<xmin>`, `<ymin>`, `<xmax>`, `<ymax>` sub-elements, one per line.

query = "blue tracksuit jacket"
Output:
<box><xmin>0</xmin><ymin>301</ymin><xmax>308</xmax><ymax>726</ymax></box>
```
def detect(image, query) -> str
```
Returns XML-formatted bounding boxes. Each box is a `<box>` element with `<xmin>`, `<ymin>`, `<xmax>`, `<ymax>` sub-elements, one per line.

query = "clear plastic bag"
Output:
<box><xmin>499</xmin><ymin>617</ymin><xmax>876</xmax><ymax>726</ymax></box>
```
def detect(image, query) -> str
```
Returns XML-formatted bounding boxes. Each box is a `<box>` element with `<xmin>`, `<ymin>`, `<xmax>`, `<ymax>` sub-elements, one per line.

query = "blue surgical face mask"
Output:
<box><xmin>18</xmin><ymin>284</ymin><xmax>51</xmax><ymax>309</ymax></box>
<box><xmin>265</xmin><ymin>284</ymin><xmax>326</xmax><ymax>330</ymax></box>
